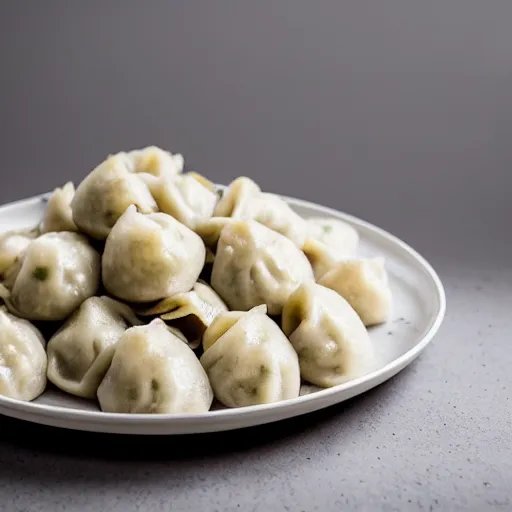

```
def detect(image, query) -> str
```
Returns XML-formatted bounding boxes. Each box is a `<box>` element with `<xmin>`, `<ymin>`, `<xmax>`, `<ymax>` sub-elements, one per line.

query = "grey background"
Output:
<box><xmin>0</xmin><ymin>2</ymin><xmax>511</xmax><ymax>511</ymax></box>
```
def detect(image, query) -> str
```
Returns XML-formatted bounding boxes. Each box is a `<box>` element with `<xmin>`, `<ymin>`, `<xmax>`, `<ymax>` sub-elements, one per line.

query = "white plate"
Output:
<box><xmin>0</xmin><ymin>192</ymin><xmax>446</xmax><ymax>435</ymax></box>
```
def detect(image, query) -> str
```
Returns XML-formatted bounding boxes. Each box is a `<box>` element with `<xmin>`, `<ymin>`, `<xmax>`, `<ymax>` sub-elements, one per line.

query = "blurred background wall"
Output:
<box><xmin>1</xmin><ymin>1</ymin><xmax>511</xmax><ymax>270</ymax></box>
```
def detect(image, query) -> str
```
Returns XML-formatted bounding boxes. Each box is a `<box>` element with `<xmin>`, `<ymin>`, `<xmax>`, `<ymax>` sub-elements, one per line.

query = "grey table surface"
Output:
<box><xmin>0</xmin><ymin>2</ymin><xmax>511</xmax><ymax>511</ymax></box>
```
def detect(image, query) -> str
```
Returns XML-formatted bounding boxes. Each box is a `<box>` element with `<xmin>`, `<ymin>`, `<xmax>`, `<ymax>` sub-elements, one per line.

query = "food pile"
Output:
<box><xmin>0</xmin><ymin>146</ymin><xmax>392</xmax><ymax>413</ymax></box>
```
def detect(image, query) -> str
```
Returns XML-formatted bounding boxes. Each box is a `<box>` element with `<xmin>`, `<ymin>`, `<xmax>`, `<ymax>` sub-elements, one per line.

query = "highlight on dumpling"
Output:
<box><xmin>214</xmin><ymin>176</ymin><xmax>308</xmax><ymax>247</ymax></box>
<box><xmin>282</xmin><ymin>282</ymin><xmax>376</xmax><ymax>388</ymax></box>
<box><xmin>46</xmin><ymin>296</ymin><xmax>142</xmax><ymax>398</ymax></box>
<box><xmin>71</xmin><ymin>153</ymin><xmax>158</xmax><ymax>240</ymax></box>
<box><xmin>208</xmin><ymin>219</ymin><xmax>314</xmax><ymax>315</ymax></box>
<box><xmin>0</xmin><ymin>306</ymin><xmax>47</xmax><ymax>401</ymax></box>
<box><xmin>3</xmin><ymin>232</ymin><xmax>100</xmax><ymax>321</ymax></box>
<box><xmin>137</xmin><ymin>280</ymin><xmax>228</xmax><ymax>349</ymax></box>
<box><xmin>319</xmin><ymin>257</ymin><xmax>392</xmax><ymax>326</ymax></box>
<box><xmin>200</xmin><ymin>305</ymin><xmax>301</xmax><ymax>408</ymax></box>
<box><xmin>97</xmin><ymin>319</ymin><xmax>213</xmax><ymax>414</ymax></box>
<box><xmin>102</xmin><ymin>205</ymin><xmax>206</xmax><ymax>303</ymax></box>
<box><xmin>40</xmin><ymin>182</ymin><xmax>78</xmax><ymax>234</ymax></box>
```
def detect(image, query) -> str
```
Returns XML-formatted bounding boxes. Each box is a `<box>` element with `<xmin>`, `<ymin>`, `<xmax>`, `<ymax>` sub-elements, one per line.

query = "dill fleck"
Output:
<box><xmin>32</xmin><ymin>266</ymin><xmax>49</xmax><ymax>281</ymax></box>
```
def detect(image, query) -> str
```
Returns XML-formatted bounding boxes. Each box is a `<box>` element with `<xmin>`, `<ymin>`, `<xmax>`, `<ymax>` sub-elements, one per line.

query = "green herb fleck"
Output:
<box><xmin>216</xmin><ymin>189</ymin><xmax>224</xmax><ymax>201</ymax></box>
<box><xmin>32</xmin><ymin>266</ymin><xmax>49</xmax><ymax>281</ymax></box>
<box><xmin>322</xmin><ymin>225</ymin><xmax>332</xmax><ymax>233</ymax></box>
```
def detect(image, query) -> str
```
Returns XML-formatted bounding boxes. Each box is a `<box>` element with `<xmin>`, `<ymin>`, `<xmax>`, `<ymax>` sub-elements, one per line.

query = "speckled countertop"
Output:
<box><xmin>0</xmin><ymin>2</ymin><xmax>511</xmax><ymax>511</ymax></box>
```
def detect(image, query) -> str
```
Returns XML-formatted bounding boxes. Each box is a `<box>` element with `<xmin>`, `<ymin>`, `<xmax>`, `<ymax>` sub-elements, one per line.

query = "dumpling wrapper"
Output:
<box><xmin>40</xmin><ymin>182</ymin><xmax>78</xmax><ymax>233</ymax></box>
<box><xmin>306</xmin><ymin>217</ymin><xmax>359</xmax><ymax>255</ymax></box>
<box><xmin>71</xmin><ymin>153</ymin><xmax>158</xmax><ymax>240</ymax></box>
<box><xmin>303</xmin><ymin>218</ymin><xmax>359</xmax><ymax>279</ymax></box>
<box><xmin>147</xmin><ymin>172</ymin><xmax>218</xmax><ymax>231</ymax></box>
<box><xmin>3</xmin><ymin>232</ymin><xmax>100</xmax><ymax>321</ymax></box>
<box><xmin>214</xmin><ymin>177</ymin><xmax>308</xmax><ymax>247</ymax></box>
<box><xmin>200</xmin><ymin>305</ymin><xmax>301</xmax><ymax>408</ymax></box>
<box><xmin>282</xmin><ymin>282</ymin><xmax>376</xmax><ymax>387</ymax></box>
<box><xmin>319</xmin><ymin>257</ymin><xmax>392</xmax><ymax>326</ymax></box>
<box><xmin>0</xmin><ymin>229</ymin><xmax>38</xmax><ymax>278</ymax></box>
<box><xmin>102</xmin><ymin>205</ymin><xmax>206</xmax><ymax>303</ymax></box>
<box><xmin>137</xmin><ymin>281</ymin><xmax>228</xmax><ymax>349</ymax></box>
<box><xmin>97</xmin><ymin>319</ymin><xmax>213</xmax><ymax>414</ymax></box>
<box><xmin>0</xmin><ymin>306</ymin><xmax>47</xmax><ymax>401</ymax></box>
<box><xmin>208</xmin><ymin>219</ymin><xmax>314</xmax><ymax>315</ymax></box>
<box><xmin>127</xmin><ymin>145</ymin><xmax>184</xmax><ymax>177</ymax></box>
<box><xmin>46</xmin><ymin>296</ymin><xmax>142</xmax><ymax>398</ymax></box>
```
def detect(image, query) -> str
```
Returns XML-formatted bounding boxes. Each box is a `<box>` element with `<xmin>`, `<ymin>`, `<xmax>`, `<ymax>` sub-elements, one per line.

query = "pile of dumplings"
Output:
<box><xmin>0</xmin><ymin>145</ymin><xmax>393</xmax><ymax>414</ymax></box>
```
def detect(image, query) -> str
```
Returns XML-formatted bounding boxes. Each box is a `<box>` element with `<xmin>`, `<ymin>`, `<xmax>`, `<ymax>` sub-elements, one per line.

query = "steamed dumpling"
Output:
<box><xmin>97</xmin><ymin>319</ymin><xmax>213</xmax><ymax>414</ymax></box>
<box><xmin>71</xmin><ymin>153</ymin><xmax>158</xmax><ymax>240</ymax></box>
<box><xmin>127</xmin><ymin>145</ymin><xmax>184</xmax><ymax>177</ymax></box>
<box><xmin>306</xmin><ymin>217</ymin><xmax>359</xmax><ymax>255</ymax></box>
<box><xmin>0</xmin><ymin>306</ymin><xmax>47</xmax><ymax>401</ymax></box>
<box><xmin>200</xmin><ymin>305</ymin><xmax>301</xmax><ymax>407</ymax></box>
<box><xmin>102</xmin><ymin>205</ymin><xmax>206</xmax><ymax>302</ymax></box>
<box><xmin>148</xmin><ymin>172</ymin><xmax>218</xmax><ymax>230</ymax></box>
<box><xmin>4</xmin><ymin>232</ymin><xmax>100</xmax><ymax>321</ymax></box>
<box><xmin>40</xmin><ymin>182</ymin><xmax>78</xmax><ymax>233</ymax></box>
<box><xmin>46</xmin><ymin>296</ymin><xmax>142</xmax><ymax>398</ymax></box>
<box><xmin>208</xmin><ymin>219</ymin><xmax>314</xmax><ymax>315</ymax></box>
<box><xmin>214</xmin><ymin>177</ymin><xmax>308</xmax><ymax>247</ymax></box>
<box><xmin>282</xmin><ymin>282</ymin><xmax>376</xmax><ymax>387</ymax></box>
<box><xmin>303</xmin><ymin>218</ymin><xmax>359</xmax><ymax>279</ymax></box>
<box><xmin>0</xmin><ymin>229</ymin><xmax>38</xmax><ymax>278</ymax></box>
<box><xmin>319</xmin><ymin>257</ymin><xmax>392</xmax><ymax>326</ymax></box>
<box><xmin>137</xmin><ymin>280</ymin><xmax>228</xmax><ymax>349</ymax></box>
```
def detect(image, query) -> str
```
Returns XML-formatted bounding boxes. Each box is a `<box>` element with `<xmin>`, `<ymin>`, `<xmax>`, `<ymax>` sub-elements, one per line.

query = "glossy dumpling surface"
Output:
<box><xmin>200</xmin><ymin>305</ymin><xmax>301</xmax><ymax>408</ymax></box>
<box><xmin>0</xmin><ymin>307</ymin><xmax>47</xmax><ymax>401</ymax></box>
<box><xmin>71</xmin><ymin>153</ymin><xmax>158</xmax><ymax>240</ymax></box>
<box><xmin>210</xmin><ymin>220</ymin><xmax>314</xmax><ymax>315</ymax></box>
<box><xmin>4</xmin><ymin>232</ymin><xmax>100</xmax><ymax>321</ymax></box>
<box><xmin>306</xmin><ymin>217</ymin><xmax>359</xmax><ymax>256</ymax></box>
<box><xmin>319</xmin><ymin>257</ymin><xmax>392</xmax><ymax>326</ymax></box>
<box><xmin>214</xmin><ymin>177</ymin><xmax>308</xmax><ymax>247</ymax></box>
<box><xmin>102</xmin><ymin>205</ymin><xmax>205</xmax><ymax>302</ymax></box>
<box><xmin>46</xmin><ymin>296</ymin><xmax>142</xmax><ymax>398</ymax></box>
<box><xmin>40</xmin><ymin>182</ymin><xmax>78</xmax><ymax>233</ymax></box>
<box><xmin>97</xmin><ymin>319</ymin><xmax>213</xmax><ymax>414</ymax></box>
<box><xmin>282</xmin><ymin>282</ymin><xmax>376</xmax><ymax>387</ymax></box>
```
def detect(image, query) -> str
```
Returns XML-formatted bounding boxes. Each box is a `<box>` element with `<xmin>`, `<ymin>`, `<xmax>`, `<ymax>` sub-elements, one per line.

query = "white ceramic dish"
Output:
<box><xmin>0</xmin><ymin>192</ymin><xmax>446</xmax><ymax>435</ymax></box>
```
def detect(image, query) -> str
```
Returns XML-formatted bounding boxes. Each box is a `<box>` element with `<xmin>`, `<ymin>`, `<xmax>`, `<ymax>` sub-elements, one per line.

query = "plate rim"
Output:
<box><xmin>0</xmin><ymin>191</ymin><xmax>446</xmax><ymax>431</ymax></box>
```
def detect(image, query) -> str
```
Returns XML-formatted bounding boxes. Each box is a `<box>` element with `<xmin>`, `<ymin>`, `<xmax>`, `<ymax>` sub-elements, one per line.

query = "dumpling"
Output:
<box><xmin>3</xmin><ymin>232</ymin><xmax>100</xmax><ymax>321</ymax></box>
<box><xmin>127</xmin><ymin>145</ymin><xmax>184</xmax><ymax>177</ymax></box>
<box><xmin>319</xmin><ymin>257</ymin><xmax>392</xmax><ymax>326</ymax></box>
<box><xmin>302</xmin><ymin>237</ymin><xmax>340</xmax><ymax>281</ymax></box>
<box><xmin>97</xmin><ymin>319</ymin><xmax>213</xmax><ymax>414</ymax></box>
<box><xmin>147</xmin><ymin>172</ymin><xmax>218</xmax><ymax>230</ymax></box>
<box><xmin>137</xmin><ymin>280</ymin><xmax>228</xmax><ymax>349</ymax></box>
<box><xmin>46</xmin><ymin>296</ymin><xmax>142</xmax><ymax>398</ymax></box>
<box><xmin>102</xmin><ymin>205</ymin><xmax>205</xmax><ymax>303</ymax></box>
<box><xmin>0</xmin><ymin>229</ymin><xmax>38</xmax><ymax>278</ymax></box>
<box><xmin>282</xmin><ymin>282</ymin><xmax>376</xmax><ymax>387</ymax></box>
<box><xmin>208</xmin><ymin>219</ymin><xmax>314</xmax><ymax>315</ymax></box>
<box><xmin>0</xmin><ymin>306</ymin><xmax>47</xmax><ymax>401</ymax></box>
<box><xmin>200</xmin><ymin>305</ymin><xmax>300</xmax><ymax>407</ymax></box>
<box><xmin>306</xmin><ymin>217</ymin><xmax>359</xmax><ymax>256</ymax></box>
<box><xmin>214</xmin><ymin>177</ymin><xmax>308</xmax><ymax>247</ymax></box>
<box><xmin>71</xmin><ymin>153</ymin><xmax>158</xmax><ymax>240</ymax></box>
<box><xmin>303</xmin><ymin>218</ymin><xmax>359</xmax><ymax>279</ymax></box>
<box><xmin>40</xmin><ymin>182</ymin><xmax>78</xmax><ymax>233</ymax></box>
